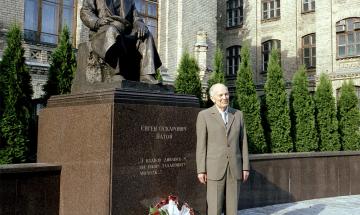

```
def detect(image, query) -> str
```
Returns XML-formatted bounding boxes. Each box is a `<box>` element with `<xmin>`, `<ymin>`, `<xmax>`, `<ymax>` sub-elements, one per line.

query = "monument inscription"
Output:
<box><xmin>111</xmin><ymin>104</ymin><xmax>205</xmax><ymax>214</ymax></box>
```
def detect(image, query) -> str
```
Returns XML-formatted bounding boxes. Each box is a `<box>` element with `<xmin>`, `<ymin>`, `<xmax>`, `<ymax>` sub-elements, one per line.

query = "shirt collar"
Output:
<box><xmin>215</xmin><ymin>106</ymin><xmax>228</xmax><ymax>114</ymax></box>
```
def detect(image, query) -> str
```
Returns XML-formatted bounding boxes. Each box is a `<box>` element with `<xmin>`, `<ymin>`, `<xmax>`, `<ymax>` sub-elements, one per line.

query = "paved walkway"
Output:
<box><xmin>237</xmin><ymin>195</ymin><xmax>360</xmax><ymax>215</ymax></box>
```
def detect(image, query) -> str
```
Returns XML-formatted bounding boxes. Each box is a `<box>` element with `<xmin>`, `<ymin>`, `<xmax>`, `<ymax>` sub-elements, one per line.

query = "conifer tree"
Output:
<box><xmin>290</xmin><ymin>66</ymin><xmax>318</xmax><ymax>152</ymax></box>
<box><xmin>206</xmin><ymin>47</ymin><xmax>226</xmax><ymax>107</ymax></box>
<box><xmin>235</xmin><ymin>44</ymin><xmax>266</xmax><ymax>153</ymax></box>
<box><xmin>260</xmin><ymin>95</ymin><xmax>271</xmax><ymax>152</ymax></box>
<box><xmin>337</xmin><ymin>81</ymin><xmax>360</xmax><ymax>150</ymax></box>
<box><xmin>208</xmin><ymin>47</ymin><xmax>225</xmax><ymax>88</ymax></box>
<box><xmin>264</xmin><ymin>49</ymin><xmax>292</xmax><ymax>152</ymax></box>
<box><xmin>174</xmin><ymin>51</ymin><xmax>202</xmax><ymax>102</ymax></box>
<box><xmin>43</xmin><ymin>26</ymin><xmax>76</xmax><ymax>103</ymax></box>
<box><xmin>314</xmin><ymin>73</ymin><xmax>340</xmax><ymax>151</ymax></box>
<box><xmin>0</xmin><ymin>25</ymin><xmax>33</xmax><ymax>164</ymax></box>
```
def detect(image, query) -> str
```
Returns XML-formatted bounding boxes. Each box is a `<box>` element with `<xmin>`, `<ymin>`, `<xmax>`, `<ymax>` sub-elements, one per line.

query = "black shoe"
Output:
<box><xmin>140</xmin><ymin>75</ymin><xmax>160</xmax><ymax>85</ymax></box>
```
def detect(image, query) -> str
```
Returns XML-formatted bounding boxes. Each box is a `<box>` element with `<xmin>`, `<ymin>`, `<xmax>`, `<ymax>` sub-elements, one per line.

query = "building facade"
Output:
<box><xmin>218</xmin><ymin>0</ymin><xmax>360</xmax><ymax>97</ymax></box>
<box><xmin>157</xmin><ymin>0</ymin><xmax>217</xmax><ymax>83</ymax></box>
<box><xmin>0</xmin><ymin>0</ymin><xmax>81</xmax><ymax>99</ymax></box>
<box><xmin>1</xmin><ymin>0</ymin><xmax>360</xmax><ymax>99</ymax></box>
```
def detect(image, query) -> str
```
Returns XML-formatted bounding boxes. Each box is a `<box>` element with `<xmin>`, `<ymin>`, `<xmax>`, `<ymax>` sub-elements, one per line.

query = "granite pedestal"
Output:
<box><xmin>37</xmin><ymin>88</ymin><xmax>206</xmax><ymax>215</ymax></box>
<box><xmin>0</xmin><ymin>163</ymin><xmax>61</xmax><ymax>215</ymax></box>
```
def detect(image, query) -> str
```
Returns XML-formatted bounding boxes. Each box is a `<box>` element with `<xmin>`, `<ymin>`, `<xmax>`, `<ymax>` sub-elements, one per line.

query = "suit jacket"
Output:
<box><xmin>80</xmin><ymin>0</ymin><xmax>145</xmax><ymax>59</ymax></box>
<box><xmin>80</xmin><ymin>0</ymin><xmax>142</xmax><ymax>31</ymax></box>
<box><xmin>196</xmin><ymin>105</ymin><xmax>249</xmax><ymax>180</ymax></box>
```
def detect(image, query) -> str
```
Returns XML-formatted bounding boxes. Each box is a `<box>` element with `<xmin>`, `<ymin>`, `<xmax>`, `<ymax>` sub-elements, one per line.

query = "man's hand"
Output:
<box><xmin>134</xmin><ymin>21</ymin><xmax>148</xmax><ymax>38</ymax></box>
<box><xmin>242</xmin><ymin>170</ymin><xmax>250</xmax><ymax>182</ymax></box>
<box><xmin>197</xmin><ymin>173</ymin><xmax>207</xmax><ymax>184</ymax></box>
<box><xmin>95</xmin><ymin>17</ymin><xmax>112</xmax><ymax>29</ymax></box>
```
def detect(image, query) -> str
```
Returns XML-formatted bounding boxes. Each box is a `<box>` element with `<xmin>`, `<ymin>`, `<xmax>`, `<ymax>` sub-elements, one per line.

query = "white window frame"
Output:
<box><xmin>262</xmin><ymin>40</ymin><xmax>281</xmax><ymax>72</ymax></box>
<box><xmin>302</xmin><ymin>34</ymin><xmax>316</xmax><ymax>69</ymax></box>
<box><xmin>336</xmin><ymin>18</ymin><xmax>360</xmax><ymax>59</ymax></box>
<box><xmin>262</xmin><ymin>0</ymin><xmax>280</xmax><ymax>20</ymax></box>
<box><xmin>303</xmin><ymin>0</ymin><xmax>315</xmax><ymax>12</ymax></box>
<box><xmin>226</xmin><ymin>46</ymin><xmax>241</xmax><ymax>76</ymax></box>
<box><xmin>226</xmin><ymin>0</ymin><xmax>244</xmax><ymax>28</ymax></box>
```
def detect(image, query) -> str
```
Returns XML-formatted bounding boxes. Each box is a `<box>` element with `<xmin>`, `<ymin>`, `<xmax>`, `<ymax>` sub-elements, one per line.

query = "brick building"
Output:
<box><xmin>217</xmin><ymin>0</ymin><xmax>360</xmax><ymax>97</ymax></box>
<box><xmin>0</xmin><ymin>0</ymin><xmax>81</xmax><ymax>99</ymax></box>
<box><xmin>1</xmin><ymin>0</ymin><xmax>360</xmax><ymax>100</ymax></box>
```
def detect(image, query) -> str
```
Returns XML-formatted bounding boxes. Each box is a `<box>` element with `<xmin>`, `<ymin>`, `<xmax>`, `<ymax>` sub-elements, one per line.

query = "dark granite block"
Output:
<box><xmin>349</xmin><ymin>155</ymin><xmax>360</xmax><ymax>194</ymax></box>
<box><xmin>323</xmin><ymin>157</ymin><xmax>339</xmax><ymax>196</ymax></box>
<box><xmin>0</xmin><ymin>178</ymin><xmax>16</xmax><ymax>215</ymax></box>
<box><xmin>289</xmin><ymin>158</ymin><xmax>302</xmax><ymax>201</ymax></box>
<box><xmin>239</xmin><ymin>160</ymin><xmax>294</xmax><ymax>209</ymax></box>
<box><xmin>240</xmin><ymin>152</ymin><xmax>360</xmax><ymax>210</ymax></box>
<box><xmin>338</xmin><ymin>156</ymin><xmax>350</xmax><ymax>195</ymax></box>
<box><xmin>0</xmin><ymin>164</ymin><xmax>61</xmax><ymax>215</ymax></box>
<box><xmin>38</xmin><ymin>90</ymin><xmax>205</xmax><ymax>215</ymax></box>
<box><xmin>112</xmin><ymin>104</ymin><xmax>205</xmax><ymax>214</ymax></box>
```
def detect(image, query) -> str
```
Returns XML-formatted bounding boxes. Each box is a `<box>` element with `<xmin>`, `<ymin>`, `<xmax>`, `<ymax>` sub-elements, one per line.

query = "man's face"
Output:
<box><xmin>211</xmin><ymin>86</ymin><xmax>229</xmax><ymax>110</ymax></box>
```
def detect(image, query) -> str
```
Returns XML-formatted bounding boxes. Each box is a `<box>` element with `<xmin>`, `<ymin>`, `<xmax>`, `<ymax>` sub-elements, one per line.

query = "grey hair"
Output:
<box><xmin>209</xmin><ymin>83</ymin><xmax>228</xmax><ymax>98</ymax></box>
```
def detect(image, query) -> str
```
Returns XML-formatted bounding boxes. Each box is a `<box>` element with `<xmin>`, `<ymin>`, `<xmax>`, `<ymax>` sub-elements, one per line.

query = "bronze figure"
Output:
<box><xmin>80</xmin><ymin>0</ymin><xmax>161</xmax><ymax>84</ymax></box>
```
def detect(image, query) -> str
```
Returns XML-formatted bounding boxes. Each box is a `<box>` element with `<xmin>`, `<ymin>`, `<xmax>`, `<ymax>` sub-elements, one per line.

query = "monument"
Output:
<box><xmin>37</xmin><ymin>0</ymin><xmax>206</xmax><ymax>214</ymax></box>
<box><xmin>72</xmin><ymin>0</ymin><xmax>161</xmax><ymax>93</ymax></box>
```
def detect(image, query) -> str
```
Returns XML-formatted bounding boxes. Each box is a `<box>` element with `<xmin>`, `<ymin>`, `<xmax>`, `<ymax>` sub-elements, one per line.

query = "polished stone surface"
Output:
<box><xmin>38</xmin><ymin>103</ymin><xmax>113</xmax><ymax>215</ymax></box>
<box><xmin>38</xmin><ymin>90</ymin><xmax>204</xmax><ymax>215</ymax></box>
<box><xmin>112</xmin><ymin>104</ymin><xmax>205</xmax><ymax>214</ymax></box>
<box><xmin>0</xmin><ymin>163</ymin><xmax>61</xmax><ymax>215</ymax></box>
<box><xmin>48</xmin><ymin>88</ymin><xmax>198</xmax><ymax>107</ymax></box>
<box><xmin>239</xmin><ymin>152</ymin><xmax>360</xmax><ymax>209</ymax></box>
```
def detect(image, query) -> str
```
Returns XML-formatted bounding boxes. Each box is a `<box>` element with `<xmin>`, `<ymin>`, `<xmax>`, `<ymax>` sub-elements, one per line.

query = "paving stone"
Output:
<box><xmin>238</xmin><ymin>195</ymin><xmax>360</xmax><ymax>215</ymax></box>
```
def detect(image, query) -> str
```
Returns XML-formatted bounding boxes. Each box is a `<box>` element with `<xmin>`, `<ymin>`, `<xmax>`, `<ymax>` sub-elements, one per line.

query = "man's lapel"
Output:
<box><xmin>210</xmin><ymin>105</ymin><xmax>226</xmax><ymax>128</ymax></box>
<box><xmin>226</xmin><ymin>107</ymin><xmax>236</xmax><ymax>133</ymax></box>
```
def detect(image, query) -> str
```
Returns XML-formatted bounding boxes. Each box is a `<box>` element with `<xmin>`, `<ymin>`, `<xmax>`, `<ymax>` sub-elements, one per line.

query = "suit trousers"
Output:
<box><xmin>207</xmin><ymin>163</ymin><xmax>240</xmax><ymax>215</ymax></box>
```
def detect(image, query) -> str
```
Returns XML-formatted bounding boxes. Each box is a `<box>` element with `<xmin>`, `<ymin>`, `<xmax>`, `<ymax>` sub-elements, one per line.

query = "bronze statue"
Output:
<box><xmin>80</xmin><ymin>0</ymin><xmax>161</xmax><ymax>84</ymax></box>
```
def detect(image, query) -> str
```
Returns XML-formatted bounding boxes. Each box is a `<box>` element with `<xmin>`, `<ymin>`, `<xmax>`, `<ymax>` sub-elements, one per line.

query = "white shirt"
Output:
<box><xmin>216</xmin><ymin>106</ymin><xmax>228</xmax><ymax>125</ymax></box>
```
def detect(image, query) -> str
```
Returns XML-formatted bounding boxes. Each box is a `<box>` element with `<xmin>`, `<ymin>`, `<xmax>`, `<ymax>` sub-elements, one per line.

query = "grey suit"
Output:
<box><xmin>196</xmin><ymin>105</ymin><xmax>249</xmax><ymax>214</ymax></box>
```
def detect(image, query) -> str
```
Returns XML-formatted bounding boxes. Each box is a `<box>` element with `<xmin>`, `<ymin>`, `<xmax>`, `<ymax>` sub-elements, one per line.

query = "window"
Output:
<box><xmin>262</xmin><ymin>40</ymin><xmax>281</xmax><ymax>72</ymax></box>
<box><xmin>303</xmin><ymin>0</ymin><xmax>315</xmax><ymax>12</ymax></box>
<box><xmin>262</xmin><ymin>0</ymin><xmax>280</xmax><ymax>20</ymax></box>
<box><xmin>302</xmin><ymin>34</ymin><xmax>316</xmax><ymax>69</ymax></box>
<box><xmin>226</xmin><ymin>0</ymin><xmax>244</xmax><ymax>28</ymax></box>
<box><xmin>135</xmin><ymin>0</ymin><xmax>158</xmax><ymax>42</ymax></box>
<box><xmin>24</xmin><ymin>0</ymin><xmax>75</xmax><ymax>44</ymax></box>
<box><xmin>336</xmin><ymin>18</ymin><xmax>360</xmax><ymax>58</ymax></box>
<box><xmin>226</xmin><ymin>46</ymin><xmax>241</xmax><ymax>76</ymax></box>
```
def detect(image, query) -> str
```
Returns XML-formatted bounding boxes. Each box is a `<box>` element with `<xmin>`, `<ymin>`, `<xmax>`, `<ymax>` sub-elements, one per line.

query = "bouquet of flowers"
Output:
<box><xmin>149</xmin><ymin>195</ymin><xmax>195</xmax><ymax>215</ymax></box>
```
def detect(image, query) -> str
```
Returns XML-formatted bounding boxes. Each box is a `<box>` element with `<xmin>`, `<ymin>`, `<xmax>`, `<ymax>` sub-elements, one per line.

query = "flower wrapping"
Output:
<box><xmin>149</xmin><ymin>195</ymin><xmax>194</xmax><ymax>215</ymax></box>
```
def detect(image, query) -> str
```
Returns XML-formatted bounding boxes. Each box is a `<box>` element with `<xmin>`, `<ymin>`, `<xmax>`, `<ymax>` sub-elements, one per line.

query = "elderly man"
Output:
<box><xmin>196</xmin><ymin>83</ymin><xmax>250</xmax><ymax>215</ymax></box>
<box><xmin>80</xmin><ymin>0</ymin><xmax>161</xmax><ymax>84</ymax></box>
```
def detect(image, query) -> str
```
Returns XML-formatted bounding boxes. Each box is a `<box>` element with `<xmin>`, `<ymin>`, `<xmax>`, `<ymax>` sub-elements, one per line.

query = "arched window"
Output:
<box><xmin>336</xmin><ymin>17</ymin><xmax>360</xmax><ymax>58</ymax></box>
<box><xmin>226</xmin><ymin>46</ymin><xmax>241</xmax><ymax>76</ymax></box>
<box><xmin>226</xmin><ymin>0</ymin><xmax>244</xmax><ymax>28</ymax></box>
<box><xmin>262</xmin><ymin>40</ymin><xmax>281</xmax><ymax>72</ymax></box>
<box><xmin>302</xmin><ymin>34</ymin><xmax>316</xmax><ymax>69</ymax></box>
